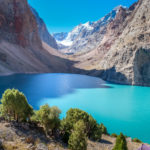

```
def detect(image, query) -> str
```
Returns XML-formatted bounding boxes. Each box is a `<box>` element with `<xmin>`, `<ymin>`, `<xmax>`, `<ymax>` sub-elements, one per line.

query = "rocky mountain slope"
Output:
<box><xmin>69</xmin><ymin>6</ymin><xmax>133</xmax><ymax>70</ymax></box>
<box><xmin>71</xmin><ymin>0</ymin><xmax>150</xmax><ymax>86</ymax></box>
<box><xmin>53</xmin><ymin>6</ymin><xmax>123</xmax><ymax>54</ymax></box>
<box><xmin>31</xmin><ymin>7</ymin><xmax>58</xmax><ymax>49</ymax></box>
<box><xmin>97</xmin><ymin>0</ymin><xmax>150</xmax><ymax>86</ymax></box>
<box><xmin>0</xmin><ymin>0</ymin><xmax>73</xmax><ymax>75</ymax></box>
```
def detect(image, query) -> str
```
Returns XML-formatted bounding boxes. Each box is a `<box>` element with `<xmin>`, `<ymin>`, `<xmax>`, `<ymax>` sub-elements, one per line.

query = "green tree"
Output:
<box><xmin>0</xmin><ymin>89</ymin><xmax>33</xmax><ymax>122</ymax></box>
<box><xmin>68</xmin><ymin>120</ymin><xmax>87</xmax><ymax>150</ymax></box>
<box><xmin>49</xmin><ymin>106</ymin><xmax>61</xmax><ymax>134</ymax></box>
<box><xmin>32</xmin><ymin>104</ymin><xmax>61</xmax><ymax>135</ymax></box>
<box><xmin>113</xmin><ymin>133</ymin><xmax>128</xmax><ymax>150</ymax></box>
<box><xmin>88</xmin><ymin>115</ymin><xmax>102</xmax><ymax>141</ymax></box>
<box><xmin>100</xmin><ymin>123</ymin><xmax>107</xmax><ymax>134</ymax></box>
<box><xmin>60</xmin><ymin>118</ymin><xmax>71</xmax><ymax>143</ymax></box>
<box><xmin>60</xmin><ymin>108</ymin><xmax>89</xmax><ymax>142</ymax></box>
<box><xmin>60</xmin><ymin>108</ymin><xmax>102</xmax><ymax>143</ymax></box>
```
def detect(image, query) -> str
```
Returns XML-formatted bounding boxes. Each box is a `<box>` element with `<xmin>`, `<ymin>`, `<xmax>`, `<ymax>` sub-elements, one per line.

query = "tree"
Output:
<box><xmin>32</xmin><ymin>104</ymin><xmax>61</xmax><ymax>135</ymax></box>
<box><xmin>100</xmin><ymin>123</ymin><xmax>107</xmax><ymax>134</ymax></box>
<box><xmin>0</xmin><ymin>89</ymin><xmax>33</xmax><ymax>122</ymax></box>
<box><xmin>113</xmin><ymin>133</ymin><xmax>128</xmax><ymax>150</ymax></box>
<box><xmin>60</xmin><ymin>108</ymin><xmax>89</xmax><ymax>143</ymax></box>
<box><xmin>88</xmin><ymin>115</ymin><xmax>102</xmax><ymax>141</ymax></box>
<box><xmin>68</xmin><ymin>120</ymin><xmax>87</xmax><ymax>150</ymax></box>
<box><xmin>49</xmin><ymin>106</ymin><xmax>61</xmax><ymax>134</ymax></box>
<box><xmin>60</xmin><ymin>108</ymin><xmax>102</xmax><ymax>143</ymax></box>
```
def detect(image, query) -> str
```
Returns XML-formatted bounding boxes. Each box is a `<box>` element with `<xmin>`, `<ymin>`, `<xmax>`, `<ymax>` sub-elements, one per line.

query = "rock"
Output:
<box><xmin>35</xmin><ymin>143</ymin><xmax>48</xmax><ymax>150</ymax></box>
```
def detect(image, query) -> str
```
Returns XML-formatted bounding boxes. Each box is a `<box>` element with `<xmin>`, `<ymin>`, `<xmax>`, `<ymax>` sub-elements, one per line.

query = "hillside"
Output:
<box><xmin>0</xmin><ymin>0</ymin><xmax>74</xmax><ymax>75</ymax></box>
<box><xmin>0</xmin><ymin>121</ymin><xmax>143</xmax><ymax>150</ymax></box>
<box><xmin>67</xmin><ymin>0</ymin><xmax>150</xmax><ymax>86</ymax></box>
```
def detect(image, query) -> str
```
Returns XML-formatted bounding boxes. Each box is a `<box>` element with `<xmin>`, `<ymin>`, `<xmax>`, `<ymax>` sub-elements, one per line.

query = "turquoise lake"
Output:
<box><xmin>0</xmin><ymin>73</ymin><xmax>150</xmax><ymax>143</ymax></box>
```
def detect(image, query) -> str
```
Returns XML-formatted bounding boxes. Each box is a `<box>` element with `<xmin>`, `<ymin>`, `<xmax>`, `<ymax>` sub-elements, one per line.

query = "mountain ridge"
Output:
<box><xmin>30</xmin><ymin>7</ymin><xmax>58</xmax><ymax>49</ymax></box>
<box><xmin>53</xmin><ymin>5</ymin><xmax>126</xmax><ymax>54</ymax></box>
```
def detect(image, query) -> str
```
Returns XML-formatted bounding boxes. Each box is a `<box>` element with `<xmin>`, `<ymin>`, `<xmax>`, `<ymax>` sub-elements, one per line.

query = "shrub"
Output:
<box><xmin>68</xmin><ymin>120</ymin><xmax>87</xmax><ymax>150</ymax></box>
<box><xmin>31</xmin><ymin>104</ymin><xmax>61</xmax><ymax>135</ymax></box>
<box><xmin>88</xmin><ymin>115</ymin><xmax>102</xmax><ymax>141</ymax></box>
<box><xmin>60</xmin><ymin>108</ymin><xmax>102</xmax><ymax>143</ymax></box>
<box><xmin>132</xmin><ymin>138</ymin><xmax>142</xmax><ymax>143</ymax></box>
<box><xmin>111</xmin><ymin>133</ymin><xmax>118</xmax><ymax>138</ymax></box>
<box><xmin>113</xmin><ymin>133</ymin><xmax>128</xmax><ymax>150</ymax></box>
<box><xmin>100</xmin><ymin>123</ymin><xmax>107</xmax><ymax>134</ymax></box>
<box><xmin>0</xmin><ymin>89</ymin><xmax>33</xmax><ymax>122</ymax></box>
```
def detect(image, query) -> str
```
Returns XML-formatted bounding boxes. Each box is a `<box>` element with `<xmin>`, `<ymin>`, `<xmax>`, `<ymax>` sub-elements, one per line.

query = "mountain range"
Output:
<box><xmin>0</xmin><ymin>0</ymin><xmax>150</xmax><ymax>86</ymax></box>
<box><xmin>53</xmin><ymin>6</ymin><xmax>123</xmax><ymax>54</ymax></box>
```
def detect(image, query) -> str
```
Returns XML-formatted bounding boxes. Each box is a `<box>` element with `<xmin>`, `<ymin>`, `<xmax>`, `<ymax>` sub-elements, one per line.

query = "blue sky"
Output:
<box><xmin>28</xmin><ymin>0</ymin><xmax>137</xmax><ymax>33</ymax></box>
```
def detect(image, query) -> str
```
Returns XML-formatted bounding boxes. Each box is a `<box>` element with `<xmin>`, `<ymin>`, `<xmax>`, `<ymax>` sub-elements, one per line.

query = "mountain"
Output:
<box><xmin>0</xmin><ymin>0</ymin><xmax>72</xmax><ymax>74</ymax></box>
<box><xmin>30</xmin><ymin>7</ymin><xmax>58</xmax><ymax>49</ymax></box>
<box><xmin>53</xmin><ymin>6</ymin><xmax>124</xmax><ymax>54</ymax></box>
<box><xmin>98</xmin><ymin>0</ymin><xmax>150</xmax><ymax>86</ymax></box>
<box><xmin>1</xmin><ymin>0</ymin><xmax>150</xmax><ymax>86</ymax></box>
<box><xmin>53</xmin><ymin>32</ymin><xmax>68</xmax><ymax>42</ymax></box>
<box><xmin>71</xmin><ymin>0</ymin><xmax>150</xmax><ymax>86</ymax></box>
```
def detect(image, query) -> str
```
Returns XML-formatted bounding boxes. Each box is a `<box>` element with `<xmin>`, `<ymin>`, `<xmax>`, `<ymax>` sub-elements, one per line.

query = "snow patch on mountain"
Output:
<box><xmin>53</xmin><ymin>5</ymin><xmax>125</xmax><ymax>52</ymax></box>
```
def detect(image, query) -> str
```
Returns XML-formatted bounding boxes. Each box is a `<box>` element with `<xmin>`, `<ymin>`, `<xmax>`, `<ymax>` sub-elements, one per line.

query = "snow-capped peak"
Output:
<box><xmin>82</xmin><ymin>21</ymin><xmax>94</xmax><ymax>30</ymax></box>
<box><xmin>53</xmin><ymin>5</ymin><xmax>126</xmax><ymax>48</ymax></box>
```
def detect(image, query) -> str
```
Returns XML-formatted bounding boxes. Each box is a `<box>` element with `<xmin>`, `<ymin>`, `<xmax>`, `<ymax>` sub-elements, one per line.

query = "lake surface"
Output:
<box><xmin>0</xmin><ymin>73</ymin><xmax>150</xmax><ymax>143</ymax></box>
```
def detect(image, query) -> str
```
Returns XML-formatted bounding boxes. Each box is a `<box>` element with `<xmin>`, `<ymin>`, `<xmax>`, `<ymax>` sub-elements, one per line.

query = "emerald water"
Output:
<box><xmin>0</xmin><ymin>73</ymin><xmax>150</xmax><ymax>143</ymax></box>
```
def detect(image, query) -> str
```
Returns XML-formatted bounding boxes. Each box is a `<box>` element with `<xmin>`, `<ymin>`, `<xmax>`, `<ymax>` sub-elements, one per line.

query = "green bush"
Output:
<box><xmin>100</xmin><ymin>123</ymin><xmax>108</xmax><ymax>134</ymax></box>
<box><xmin>88</xmin><ymin>115</ymin><xmax>102</xmax><ymax>141</ymax></box>
<box><xmin>113</xmin><ymin>133</ymin><xmax>128</xmax><ymax>150</ymax></box>
<box><xmin>132</xmin><ymin>138</ymin><xmax>142</xmax><ymax>143</ymax></box>
<box><xmin>31</xmin><ymin>104</ymin><xmax>61</xmax><ymax>135</ymax></box>
<box><xmin>111</xmin><ymin>133</ymin><xmax>118</xmax><ymax>138</ymax></box>
<box><xmin>68</xmin><ymin>120</ymin><xmax>87</xmax><ymax>150</ymax></box>
<box><xmin>60</xmin><ymin>108</ymin><xmax>102</xmax><ymax>143</ymax></box>
<box><xmin>0</xmin><ymin>89</ymin><xmax>33</xmax><ymax>122</ymax></box>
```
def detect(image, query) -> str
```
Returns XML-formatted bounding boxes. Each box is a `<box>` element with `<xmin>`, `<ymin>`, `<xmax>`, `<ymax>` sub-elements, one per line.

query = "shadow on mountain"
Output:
<box><xmin>133</xmin><ymin>48</ymin><xmax>150</xmax><ymax>86</ymax></box>
<box><xmin>86</xmin><ymin>66</ymin><xmax>129</xmax><ymax>85</ymax></box>
<box><xmin>43</xmin><ymin>49</ymin><xmax>128</xmax><ymax>87</ymax></box>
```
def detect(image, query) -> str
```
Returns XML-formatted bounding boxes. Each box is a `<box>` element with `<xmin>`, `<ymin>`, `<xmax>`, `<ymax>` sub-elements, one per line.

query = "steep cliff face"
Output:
<box><xmin>0</xmin><ymin>0</ymin><xmax>71</xmax><ymax>74</ymax></box>
<box><xmin>96</xmin><ymin>7</ymin><xmax>130</xmax><ymax>56</ymax></box>
<box><xmin>31</xmin><ymin>7</ymin><xmax>58</xmax><ymax>49</ymax></box>
<box><xmin>0</xmin><ymin>0</ymin><xmax>42</xmax><ymax>48</ymax></box>
<box><xmin>98</xmin><ymin>0</ymin><xmax>150</xmax><ymax>86</ymax></box>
